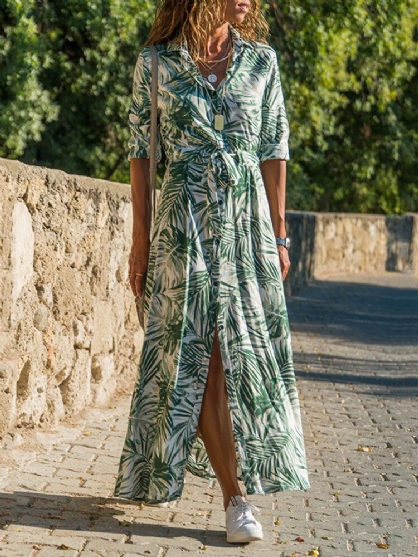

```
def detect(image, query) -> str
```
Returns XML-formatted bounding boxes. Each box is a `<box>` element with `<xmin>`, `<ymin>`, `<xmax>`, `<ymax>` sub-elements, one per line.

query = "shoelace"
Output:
<box><xmin>230</xmin><ymin>500</ymin><xmax>260</xmax><ymax>523</ymax></box>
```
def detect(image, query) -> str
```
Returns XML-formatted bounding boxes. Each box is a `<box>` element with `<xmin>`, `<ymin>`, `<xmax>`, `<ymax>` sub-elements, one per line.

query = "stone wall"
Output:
<box><xmin>0</xmin><ymin>159</ymin><xmax>142</xmax><ymax>441</ymax></box>
<box><xmin>0</xmin><ymin>159</ymin><xmax>416</xmax><ymax>439</ymax></box>
<box><xmin>285</xmin><ymin>211</ymin><xmax>418</xmax><ymax>295</ymax></box>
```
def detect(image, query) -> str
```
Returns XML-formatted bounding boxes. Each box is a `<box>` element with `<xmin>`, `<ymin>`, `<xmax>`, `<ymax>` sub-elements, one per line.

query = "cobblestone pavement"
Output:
<box><xmin>1</xmin><ymin>272</ymin><xmax>417</xmax><ymax>557</ymax></box>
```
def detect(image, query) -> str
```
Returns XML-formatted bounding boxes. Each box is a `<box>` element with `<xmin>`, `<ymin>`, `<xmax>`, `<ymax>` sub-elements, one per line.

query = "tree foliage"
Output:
<box><xmin>266</xmin><ymin>0</ymin><xmax>418</xmax><ymax>213</ymax></box>
<box><xmin>0</xmin><ymin>0</ymin><xmax>58</xmax><ymax>156</ymax></box>
<box><xmin>1</xmin><ymin>0</ymin><xmax>155</xmax><ymax>181</ymax></box>
<box><xmin>1</xmin><ymin>0</ymin><xmax>417</xmax><ymax>213</ymax></box>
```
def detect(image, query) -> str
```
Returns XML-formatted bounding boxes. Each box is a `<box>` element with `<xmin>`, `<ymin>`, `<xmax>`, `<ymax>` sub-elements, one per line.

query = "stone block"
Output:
<box><xmin>91</xmin><ymin>354</ymin><xmax>116</xmax><ymax>406</ymax></box>
<box><xmin>91</xmin><ymin>301</ymin><xmax>113</xmax><ymax>355</ymax></box>
<box><xmin>59</xmin><ymin>349</ymin><xmax>92</xmax><ymax>416</ymax></box>
<box><xmin>11</xmin><ymin>201</ymin><xmax>34</xmax><ymax>307</ymax></box>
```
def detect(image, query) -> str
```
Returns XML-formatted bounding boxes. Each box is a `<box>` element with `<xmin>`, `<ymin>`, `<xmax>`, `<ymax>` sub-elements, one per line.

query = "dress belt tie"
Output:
<box><xmin>169</xmin><ymin>147</ymin><xmax>260</xmax><ymax>188</ymax></box>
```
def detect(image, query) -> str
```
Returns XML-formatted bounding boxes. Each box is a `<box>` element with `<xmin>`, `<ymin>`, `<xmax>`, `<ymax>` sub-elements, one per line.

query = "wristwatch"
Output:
<box><xmin>276</xmin><ymin>237</ymin><xmax>290</xmax><ymax>249</ymax></box>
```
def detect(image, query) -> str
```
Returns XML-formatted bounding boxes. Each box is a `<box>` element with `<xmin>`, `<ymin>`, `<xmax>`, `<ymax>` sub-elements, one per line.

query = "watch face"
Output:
<box><xmin>276</xmin><ymin>237</ymin><xmax>290</xmax><ymax>248</ymax></box>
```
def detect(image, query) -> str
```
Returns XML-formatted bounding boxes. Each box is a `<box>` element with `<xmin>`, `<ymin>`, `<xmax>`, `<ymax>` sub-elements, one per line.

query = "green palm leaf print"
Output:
<box><xmin>115</xmin><ymin>26</ymin><xmax>309</xmax><ymax>504</ymax></box>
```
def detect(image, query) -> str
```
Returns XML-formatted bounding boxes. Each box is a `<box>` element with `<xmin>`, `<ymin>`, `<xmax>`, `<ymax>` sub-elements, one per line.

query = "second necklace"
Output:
<box><xmin>202</xmin><ymin>78</ymin><xmax>228</xmax><ymax>131</ymax></box>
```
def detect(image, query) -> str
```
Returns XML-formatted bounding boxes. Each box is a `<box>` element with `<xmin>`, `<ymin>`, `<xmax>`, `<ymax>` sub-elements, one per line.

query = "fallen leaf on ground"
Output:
<box><xmin>357</xmin><ymin>445</ymin><xmax>373</xmax><ymax>452</ymax></box>
<box><xmin>295</xmin><ymin>537</ymin><xmax>305</xmax><ymax>542</ymax></box>
<box><xmin>200</xmin><ymin>545</ymin><xmax>207</xmax><ymax>550</ymax></box>
<box><xmin>308</xmin><ymin>549</ymin><xmax>320</xmax><ymax>556</ymax></box>
<box><xmin>57</xmin><ymin>545</ymin><xmax>73</xmax><ymax>550</ymax></box>
<box><xmin>376</xmin><ymin>542</ymin><xmax>389</xmax><ymax>549</ymax></box>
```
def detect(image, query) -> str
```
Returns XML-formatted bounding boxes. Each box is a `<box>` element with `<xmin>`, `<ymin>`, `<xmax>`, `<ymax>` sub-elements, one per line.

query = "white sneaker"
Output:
<box><xmin>225</xmin><ymin>495</ymin><xmax>263</xmax><ymax>543</ymax></box>
<box><xmin>143</xmin><ymin>502</ymin><xmax>169</xmax><ymax>508</ymax></box>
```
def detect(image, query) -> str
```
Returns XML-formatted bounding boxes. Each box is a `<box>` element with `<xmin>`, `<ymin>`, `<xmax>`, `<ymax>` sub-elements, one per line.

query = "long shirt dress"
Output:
<box><xmin>114</xmin><ymin>26</ymin><xmax>310</xmax><ymax>504</ymax></box>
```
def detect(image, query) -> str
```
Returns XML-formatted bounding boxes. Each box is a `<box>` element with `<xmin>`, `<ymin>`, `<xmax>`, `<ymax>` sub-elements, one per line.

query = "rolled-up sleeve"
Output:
<box><xmin>258</xmin><ymin>50</ymin><xmax>290</xmax><ymax>162</ymax></box>
<box><xmin>128</xmin><ymin>47</ymin><xmax>162</xmax><ymax>162</ymax></box>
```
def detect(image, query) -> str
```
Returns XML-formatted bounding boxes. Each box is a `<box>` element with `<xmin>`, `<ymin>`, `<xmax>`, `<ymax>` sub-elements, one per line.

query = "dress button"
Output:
<box><xmin>215</xmin><ymin>238</ymin><xmax>220</xmax><ymax>245</ymax></box>
<box><xmin>218</xmin><ymin>325</ymin><xmax>224</xmax><ymax>331</ymax></box>
<box><xmin>213</xmin><ymin>280</ymin><xmax>219</xmax><ymax>287</ymax></box>
<box><xmin>218</xmin><ymin>199</ymin><xmax>223</xmax><ymax>205</ymax></box>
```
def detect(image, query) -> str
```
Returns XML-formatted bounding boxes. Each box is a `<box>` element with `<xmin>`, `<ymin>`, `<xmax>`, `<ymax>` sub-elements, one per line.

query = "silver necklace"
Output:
<box><xmin>198</xmin><ymin>36</ymin><xmax>232</xmax><ymax>84</ymax></box>
<box><xmin>206</xmin><ymin>51</ymin><xmax>232</xmax><ymax>84</ymax></box>
<box><xmin>199</xmin><ymin>52</ymin><xmax>231</xmax><ymax>70</ymax></box>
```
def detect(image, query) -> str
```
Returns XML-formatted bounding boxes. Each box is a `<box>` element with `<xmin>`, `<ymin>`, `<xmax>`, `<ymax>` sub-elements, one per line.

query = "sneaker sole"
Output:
<box><xmin>227</xmin><ymin>532</ymin><xmax>263</xmax><ymax>543</ymax></box>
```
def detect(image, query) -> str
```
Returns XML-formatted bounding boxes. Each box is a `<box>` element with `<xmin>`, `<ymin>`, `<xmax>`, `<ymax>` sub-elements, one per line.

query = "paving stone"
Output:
<box><xmin>71</xmin><ymin>553</ymin><xmax>102</xmax><ymax>557</ymax></box>
<box><xmin>82</xmin><ymin>479</ymin><xmax>115</xmax><ymax>493</ymax></box>
<box><xmin>83</xmin><ymin>539</ymin><xmax>131</xmax><ymax>552</ymax></box>
<box><xmin>122</xmin><ymin>549</ymin><xmax>161</xmax><ymax>557</ymax></box>
<box><xmin>2</xmin><ymin>475</ymin><xmax>48</xmax><ymax>492</ymax></box>
<box><xmin>35</xmin><ymin>549</ymin><xmax>79</xmax><ymax>557</ymax></box>
<box><xmin>0</xmin><ymin>543</ymin><xmax>38</xmax><ymax>557</ymax></box>
<box><xmin>54</xmin><ymin>458</ymin><xmax>94</xmax><ymax>471</ymax></box>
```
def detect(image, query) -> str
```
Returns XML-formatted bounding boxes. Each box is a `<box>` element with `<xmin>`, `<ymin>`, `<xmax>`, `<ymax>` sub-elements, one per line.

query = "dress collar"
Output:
<box><xmin>164</xmin><ymin>25</ymin><xmax>245</xmax><ymax>93</ymax></box>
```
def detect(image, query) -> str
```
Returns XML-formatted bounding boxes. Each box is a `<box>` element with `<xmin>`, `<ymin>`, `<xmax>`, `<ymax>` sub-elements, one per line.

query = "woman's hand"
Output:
<box><xmin>129</xmin><ymin>239</ymin><xmax>150</xmax><ymax>297</ymax></box>
<box><xmin>278</xmin><ymin>245</ymin><xmax>290</xmax><ymax>281</ymax></box>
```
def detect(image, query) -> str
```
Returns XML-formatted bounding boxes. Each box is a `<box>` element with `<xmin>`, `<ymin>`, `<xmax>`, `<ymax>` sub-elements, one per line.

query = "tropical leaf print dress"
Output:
<box><xmin>114</xmin><ymin>26</ymin><xmax>310</xmax><ymax>504</ymax></box>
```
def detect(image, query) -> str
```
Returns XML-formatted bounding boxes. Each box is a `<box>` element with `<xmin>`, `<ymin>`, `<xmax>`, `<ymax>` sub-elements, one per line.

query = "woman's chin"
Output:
<box><xmin>226</xmin><ymin>14</ymin><xmax>248</xmax><ymax>24</ymax></box>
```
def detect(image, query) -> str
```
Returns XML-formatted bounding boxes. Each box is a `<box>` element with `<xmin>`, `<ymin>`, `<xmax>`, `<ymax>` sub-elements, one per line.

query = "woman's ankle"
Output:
<box><xmin>223</xmin><ymin>492</ymin><xmax>244</xmax><ymax>511</ymax></box>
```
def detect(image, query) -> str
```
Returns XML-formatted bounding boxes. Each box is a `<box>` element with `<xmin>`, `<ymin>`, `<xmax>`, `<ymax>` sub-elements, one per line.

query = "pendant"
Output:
<box><xmin>214</xmin><ymin>114</ymin><xmax>224</xmax><ymax>131</ymax></box>
<box><xmin>208</xmin><ymin>73</ymin><xmax>218</xmax><ymax>83</ymax></box>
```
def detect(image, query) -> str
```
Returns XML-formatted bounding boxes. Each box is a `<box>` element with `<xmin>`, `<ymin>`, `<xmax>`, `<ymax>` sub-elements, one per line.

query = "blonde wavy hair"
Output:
<box><xmin>145</xmin><ymin>0</ymin><xmax>269</xmax><ymax>61</ymax></box>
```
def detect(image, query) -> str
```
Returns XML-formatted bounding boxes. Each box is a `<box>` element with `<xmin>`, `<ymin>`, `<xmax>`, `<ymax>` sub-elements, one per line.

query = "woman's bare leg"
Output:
<box><xmin>198</xmin><ymin>328</ymin><xmax>242</xmax><ymax>510</ymax></box>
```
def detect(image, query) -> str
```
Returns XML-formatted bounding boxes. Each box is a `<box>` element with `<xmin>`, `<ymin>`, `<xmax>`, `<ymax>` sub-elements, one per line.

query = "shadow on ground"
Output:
<box><xmin>288</xmin><ymin>278</ymin><xmax>418</xmax><ymax>347</ymax></box>
<box><xmin>288</xmin><ymin>276</ymin><xmax>418</xmax><ymax>398</ymax></box>
<box><xmin>294</xmin><ymin>352</ymin><xmax>418</xmax><ymax>398</ymax></box>
<box><xmin>0</xmin><ymin>491</ymin><xmax>229</xmax><ymax>547</ymax></box>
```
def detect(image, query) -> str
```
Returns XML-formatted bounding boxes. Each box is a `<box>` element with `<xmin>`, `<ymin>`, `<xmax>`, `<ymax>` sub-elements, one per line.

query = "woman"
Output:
<box><xmin>115</xmin><ymin>0</ymin><xmax>310</xmax><ymax>544</ymax></box>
